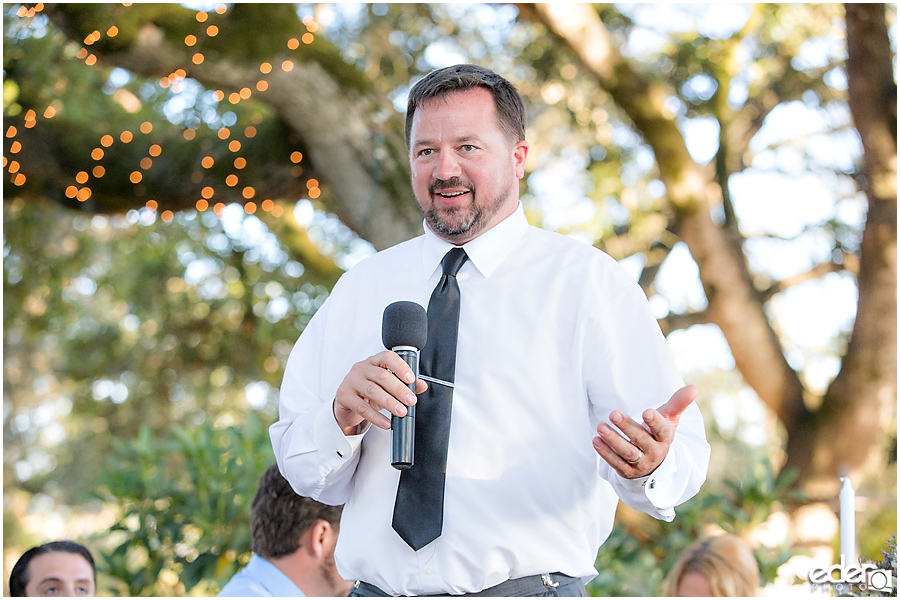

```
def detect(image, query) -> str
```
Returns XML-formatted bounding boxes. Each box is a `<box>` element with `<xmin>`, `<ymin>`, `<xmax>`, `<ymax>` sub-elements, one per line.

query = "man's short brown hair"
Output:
<box><xmin>250</xmin><ymin>464</ymin><xmax>343</xmax><ymax>559</ymax></box>
<box><xmin>405</xmin><ymin>64</ymin><xmax>527</xmax><ymax>146</ymax></box>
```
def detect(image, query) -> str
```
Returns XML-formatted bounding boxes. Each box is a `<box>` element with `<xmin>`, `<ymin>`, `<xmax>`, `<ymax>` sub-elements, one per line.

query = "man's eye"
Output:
<box><xmin>461</xmin><ymin>145</ymin><xmax>475</xmax><ymax>152</ymax></box>
<box><xmin>76</xmin><ymin>587</ymin><xmax>89</xmax><ymax>595</ymax></box>
<box><xmin>419</xmin><ymin>149</ymin><xmax>433</xmax><ymax>156</ymax></box>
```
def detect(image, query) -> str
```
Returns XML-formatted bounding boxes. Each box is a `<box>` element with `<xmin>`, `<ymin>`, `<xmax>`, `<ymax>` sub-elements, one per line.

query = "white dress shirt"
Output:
<box><xmin>270</xmin><ymin>203</ymin><xmax>709</xmax><ymax>596</ymax></box>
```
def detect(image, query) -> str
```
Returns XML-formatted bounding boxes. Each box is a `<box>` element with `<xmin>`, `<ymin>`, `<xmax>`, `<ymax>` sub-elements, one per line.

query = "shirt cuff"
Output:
<box><xmin>618</xmin><ymin>450</ymin><xmax>678</xmax><ymax>521</ymax></box>
<box><xmin>313</xmin><ymin>402</ymin><xmax>367</xmax><ymax>467</ymax></box>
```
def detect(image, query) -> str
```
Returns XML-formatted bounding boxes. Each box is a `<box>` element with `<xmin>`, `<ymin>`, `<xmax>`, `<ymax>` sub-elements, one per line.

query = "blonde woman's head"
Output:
<box><xmin>663</xmin><ymin>534</ymin><xmax>760</xmax><ymax>597</ymax></box>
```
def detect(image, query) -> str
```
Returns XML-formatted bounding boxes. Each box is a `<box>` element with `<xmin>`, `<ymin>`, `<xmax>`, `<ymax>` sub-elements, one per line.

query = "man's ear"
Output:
<box><xmin>305</xmin><ymin>520</ymin><xmax>331</xmax><ymax>559</ymax></box>
<box><xmin>513</xmin><ymin>140</ymin><xmax>529</xmax><ymax>179</ymax></box>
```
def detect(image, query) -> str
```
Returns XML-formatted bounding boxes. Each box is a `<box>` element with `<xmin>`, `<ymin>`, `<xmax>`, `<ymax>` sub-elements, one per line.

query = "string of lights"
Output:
<box><xmin>4</xmin><ymin>2</ymin><xmax>323</xmax><ymax>222</ymax></box>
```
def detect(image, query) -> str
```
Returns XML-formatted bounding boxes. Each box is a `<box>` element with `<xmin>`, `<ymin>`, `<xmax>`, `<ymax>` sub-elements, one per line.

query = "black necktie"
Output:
<box><xmin>392</xmin><ymin>247</ymin><xmax>468</xmax><ymax>550</ymax></box>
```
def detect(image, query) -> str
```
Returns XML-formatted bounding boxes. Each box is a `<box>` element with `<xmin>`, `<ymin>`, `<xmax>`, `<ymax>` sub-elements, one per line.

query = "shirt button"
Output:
<box><xmin>337</xmin><ymin>450</ymin><xmax>344</xmax><ymax>458</ymax></box>
<box><xmin>648</xmin><ymin>480</ymin><xmax>656</xmax><ymax>489</ymax></box>
<box><xmin>425</xmin><ymin>567</ymin><xmax>433</xmax><ymax>575</ymax></box>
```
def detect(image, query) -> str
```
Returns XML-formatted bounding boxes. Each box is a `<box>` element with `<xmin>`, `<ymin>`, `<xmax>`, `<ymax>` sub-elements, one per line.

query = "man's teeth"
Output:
<box><xmin>439</xmin><ymin>191</ymin><xmax>467</xmax><ymax>197</ymax></box>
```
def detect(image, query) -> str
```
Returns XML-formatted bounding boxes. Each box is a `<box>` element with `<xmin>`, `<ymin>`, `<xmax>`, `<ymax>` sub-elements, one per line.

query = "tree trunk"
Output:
<box><xmin>783</xmin><ymin>4</ymin><xmax>897</xmax><ymax>491</ymax></box>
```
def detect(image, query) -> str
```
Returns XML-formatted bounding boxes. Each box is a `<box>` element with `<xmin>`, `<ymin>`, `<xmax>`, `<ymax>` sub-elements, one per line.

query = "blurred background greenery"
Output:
<box><xmin>4</xmin><ymin>2</ymin><xmax>896</xmax><ymax>596</ymax></box>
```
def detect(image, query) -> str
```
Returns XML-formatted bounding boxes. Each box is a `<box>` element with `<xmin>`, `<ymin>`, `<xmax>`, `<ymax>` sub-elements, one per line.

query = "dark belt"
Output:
<box><xmin>352</xmin><ymin>572</ymin><xmax>577</xmax><ymax>597</ymax></box>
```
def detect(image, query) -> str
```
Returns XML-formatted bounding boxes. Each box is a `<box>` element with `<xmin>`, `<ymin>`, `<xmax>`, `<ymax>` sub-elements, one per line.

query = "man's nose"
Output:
<box><xmin>434</xmin><ymin>151</ymin><xmax>461</xmax><ymax>180</ymax></box>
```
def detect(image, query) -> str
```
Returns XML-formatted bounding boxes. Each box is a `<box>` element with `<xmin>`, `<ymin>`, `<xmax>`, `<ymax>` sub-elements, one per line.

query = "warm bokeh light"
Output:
<box><xmin>76</xmin><ymin>187</ymin><xmax>91</xmax><ymax>200</ymax></box>
<box><xmin>146</xmin><ymin>199</ymin><xmax>158</xmax><ymax>211</ymax></box>
<box><xmin>175</xmin><ymin>69</ymin><xmax>187</xmax><ymax>78</ymax></box>
<box><xmin>217</xmin><ymin>128</ymin><xmax>230</xmax><ymax>140</ymax></box>
<box><xmin>306</xmin><ymin>178</ymin><xmax>319</xmax><ymax>189</ymax></box>
<box><xmin>282</xmin><ymin>60</ymin><xmax>294</xmax><ymax>72</ymax></box>
<box><xmin>120</xmin><ymin>131</ymin><xmax>133</xmax><ymax>143</ymax></box>
<box><xmin>244</xmin><ymin>126</ymin><xmax>257</xmax><ymax>138</ymax></box>
<box><xmin>225</xmin><ymin>174</ymin><xmax>238</xmax><ymax>187</ymax></box>
<box><xmin>261</xmin><ymin>199</ymin><xmax>274</xmax><ymax>211</ymax></box>
<box><xmin>291</xmin><ymin>151</ymin><xmax>303</xmax><ymax>163</ymax></box>
<box><xmin>213</xmin><ymin>90</ymin><xmax>224</xmax><ymax>101</ymax></box>
<box><xmin>107</xmin><ymin>26</ymin><xmax>118</xmax><ymax>37</ymax></box>
<box><xmin>25</xmin><ymin>119</ymin><xmax>36</xmax><ymax>129</ymax></box>
<box><xmin>75</xmin><ymin>171</ymin><xmax>89</xmax><ymax>184</ymax></box>
<box><xmin>307</xmin><ymin>22</ymin><xmax>319</xmax><ymax>33</ymax></box>
<box><xmin>193</xmin><ymin>53</ymin><xmax>205</xmax><ymax>65</ymax></box>
<box><xmin>201</xmin><ymin>186</ymin><xmax>214</xmax><ymax>199</ymax></box>
<box><xmin>291</xmin><ymin>165</ymin><xmax>303</xmax><ymax>177</ymax></box>
<box><xmin>161</xmin><ymin>210</ymin><xmax>174</xmax><ymax>222</ymax></box>
<box><xmin>92</xmin><ymin>165</ymin><xmax>105</xmax><ymax>178</ymax></box>
<box><xmin>24</xmin><ymin>110</ymin><xmax>36</xmax><ymax>121</ymax></box>
<box><xmin>309</xmin><ymin>188</ymin><xmax>321</xmax><ymax>199</ymax></box>
<box><xmin>184</xmin><ymin>129</ymin><xmax>196</xmax><ymax>140</ymax></box>
<box><xmin>288</xmin><ymin>38</ymin><xmax>300</xmax><ymax>50</ymax></box>
<box><xmin>13</xmin><ymin>173</ymin><xmax>26</xmax><ymax>186</ymax></box>
<box><xmin>196</xmin><ymin>11</ymin><xmax>208</xmax><ymax>22</ymax></box>
<box><xmin>256</xmin><ymin>80</ymin><xmax>268</xmax><ymax>92</ymax></box>
<box><xmin>8</xmin><ymin>160</ymin><xmax>20</xmax><ymax>173</ymax></box>
<box><xmin>215</xmin><ymin>4</ymin><xmax>227</xmax><ymax>14</ymax></box>
<box><xmin>130</xmin><ymin>171</ymin><xmax>142</xmax><ymax>184</ymax></box>
<box><xmin>239</xmin><ymin>87</ymin><xmax>251</xmax><ymax>99</ymax></box>
<box><xmin>85</xmin><ymin>54</ymin><xmax>97</xmax><ymax>66</ymax></box>
<box><xmin>140</xmin><ymin>121</ymin><xmax>153</xmax><ymax>134</ymax></box>
<box><xmin>149</xmin><ymin>144</ymin><xmax>162</xmax><ymax>157</ymax></box>
<box><xmin>271</xmin><ymin>205</ymin><xmax>284</xmax><ymax>217</ymax></box>
<box><xmin>302</xmin><ymin>33</ymin><xmax>314</xmax><ymax>44</ymax></box>
<box><xmin>196</xmin><ymin>199</ymin><xmax>209</xmax><ymax>211</ymax></box>
<box><xmin>65</xmin><ymin>185</ymin><xmax>77</xmax><ymax>198</ymax></box>
<box><xmin>244</xmin><ymin>201</ymin><xmax>257</xmax><ymax>214</ymax></box>
<box><xmin>100</xmin><ymin>134</ymin><xmax>114</xmax><ymax>147</ymax></box>
<box><xmin>10</xmin><ymin>141</ymin><xmax>22</xmax><ymax>153</ymax></box>
<box><xmin>91</xmin><ymin>148</ymin><xmax>104</xmax><ymax>160</ymax></box>
<box><xmin>213</xmin><ymin>202</ymin><xmax>225</xmax><ymax>216</ymax></box>
<box><xmin>44</xmin><ymin>106</ymin><xmax>57</xmax><ymax>118</ymax></box>
<box><xmin>242</xmin><ymin>186</ymin><xmax>255</xmax><ymax>199</ymax></box>
<box><xmin>228</xmin><ymin>92</ymin><xmax>241</xmax><ymax>104</ymax></box>
<box><xmin>228</xmin><ymin>140</ymin><xmax>241</xmax><ymax>152</ymax></box>
<box><xmin>260</xmin><ymin>62</ymin><xmax>272</xmax><ymax>74</ymax></box>
<box><xmin>77</xmin><ymin>48</ymin><xmax>88</xmax><ymax>59</ymax></box>
<box><xmin>207</xmin><ymin>25</ymin><xmax>218</xmax><ymax>37</ymax></box>
<box><xmin>201</xmin><ymin>156</ymin><xmax>215</xmax><ymax>169</ymax></box>
<box><xmin>6</xmin><ymin>126</ymin><xmax>17</xmax><ymax>137</ymax></box>
<box><xmin>140</xmin><ymin>157</ymin><xmax>153</xmax><ymax>170</ymax></box>
<box><xmin>234</xmin><ymin>157</ymin><xmax>246</xmax><ymax>169</ymax></box>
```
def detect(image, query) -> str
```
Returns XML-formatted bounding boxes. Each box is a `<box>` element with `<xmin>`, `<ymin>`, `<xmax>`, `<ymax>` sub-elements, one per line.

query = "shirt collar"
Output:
<box><xmin>421</xmin><ymin>202</ymin><xmax>528</xmax><ymax>280</ymax></box>
<box><xmin>247</xmin><ymin>554</ymin><xmax>306</xmax><ymax>597</ymax></box>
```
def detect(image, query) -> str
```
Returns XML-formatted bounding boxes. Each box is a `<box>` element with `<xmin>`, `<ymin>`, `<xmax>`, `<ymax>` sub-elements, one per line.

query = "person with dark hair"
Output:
<box><xmin>9</xmin><ymin>541</ymin><xmax>96</xmax><ymax>597</ymax></box>
<box><xmin>271</xmin><ymin>64</ymin><xmax>710</xmax><ymax>597</ymax></box>
<box><xmin>218</xmin><ymin>463</ymin><xmax>351</xmax><ymax>597</ymax></box>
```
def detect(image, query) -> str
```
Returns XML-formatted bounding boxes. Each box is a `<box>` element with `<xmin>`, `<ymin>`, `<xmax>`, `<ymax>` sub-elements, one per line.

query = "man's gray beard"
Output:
<box><xmin>425</xmin><ymin>204</ymin><xmax>482</xmax><ymax>237</ymax></box>
<box><xmin>422</xmin><ymin>188</ymin><xmax>511</xmax><ymax>241</ymax></box>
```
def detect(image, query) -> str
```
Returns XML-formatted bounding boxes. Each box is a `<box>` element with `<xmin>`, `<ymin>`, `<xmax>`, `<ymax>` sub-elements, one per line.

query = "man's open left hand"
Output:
<box><xmin>592</xmin><ymin>385</ymin><xmax>697</xmax><ymax>479</ymax></box>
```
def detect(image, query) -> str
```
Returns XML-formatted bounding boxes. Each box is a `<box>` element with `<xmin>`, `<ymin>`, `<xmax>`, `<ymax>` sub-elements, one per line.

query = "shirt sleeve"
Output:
<box><xmin>268</xmin><ymin>295</ymin><xmax>367</xmax><ymax>506</ymax></box>
<box><xmin>583</xmin><ymin>274</ymin><xmax>710</xmax><ymax>521</ymax></box>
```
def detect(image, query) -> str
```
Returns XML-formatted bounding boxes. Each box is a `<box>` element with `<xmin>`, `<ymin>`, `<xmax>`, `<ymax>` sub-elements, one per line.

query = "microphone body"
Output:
<box><xmin>390</xmin><ymin>346</ymin><xmax>418</xmax><ymax>469</ymax></box>
<box><xmin>382</xmin><ymin>301</ymin><xmax>428</xmax><ymax>471</ymax></box>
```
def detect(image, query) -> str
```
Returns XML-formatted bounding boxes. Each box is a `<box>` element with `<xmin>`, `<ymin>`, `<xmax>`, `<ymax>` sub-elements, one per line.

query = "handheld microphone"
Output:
<box><xmin>382</xmin><ymin>301</ymin><xmax>427</xmax><ymax>470</ymax></box>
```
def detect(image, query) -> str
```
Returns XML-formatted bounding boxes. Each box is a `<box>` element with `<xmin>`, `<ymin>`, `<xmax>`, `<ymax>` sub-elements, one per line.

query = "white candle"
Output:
<box><xmin>839</xmin><ymin>476</ymin><xmax>856</xmax><ymax>565</ymax></box>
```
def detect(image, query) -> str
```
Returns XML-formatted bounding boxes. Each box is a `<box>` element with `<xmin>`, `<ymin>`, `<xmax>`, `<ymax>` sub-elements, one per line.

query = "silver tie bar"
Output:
<box><xmin>417</xmin><ymin>374</ymin><xmax>454</xmax><ymax>388</ymax></box>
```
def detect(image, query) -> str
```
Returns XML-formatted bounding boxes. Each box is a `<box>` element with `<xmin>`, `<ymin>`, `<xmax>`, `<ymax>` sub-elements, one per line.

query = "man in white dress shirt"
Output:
<box><xmin>270</xmin><ymin>64</ymin><xmax>710</xmax><ymax>597</ymax></box>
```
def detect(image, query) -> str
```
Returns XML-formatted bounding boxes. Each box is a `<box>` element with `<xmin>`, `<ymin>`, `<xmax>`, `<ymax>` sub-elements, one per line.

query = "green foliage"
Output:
<box><xmin>96</xmin><ymin>413</ymin><xmax>274</xmax><ymax>596</ymax></box>
<box><xmin>588</xmin><ymin>460</ymin><xmax>802</xmax><ymax>596</ymax></box>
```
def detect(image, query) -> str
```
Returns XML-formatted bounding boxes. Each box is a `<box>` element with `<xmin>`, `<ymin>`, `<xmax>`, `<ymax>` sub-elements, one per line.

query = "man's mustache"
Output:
<box><xmin>430</xmin><ymin>177</ymin><xmax>474</xmax><ymax>195</ymax></box>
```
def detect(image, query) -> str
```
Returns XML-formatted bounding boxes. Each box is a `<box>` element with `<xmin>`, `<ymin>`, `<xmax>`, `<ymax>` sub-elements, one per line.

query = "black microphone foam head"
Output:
<box><xmin>382</xmin><ymin>301</ymin><xmax>427</xmax><ymax>350</ymax></box>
